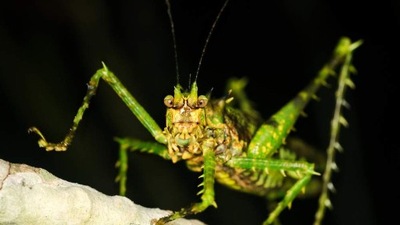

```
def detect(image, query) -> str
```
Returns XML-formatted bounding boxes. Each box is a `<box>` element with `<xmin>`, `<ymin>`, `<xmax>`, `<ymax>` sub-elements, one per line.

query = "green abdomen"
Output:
<box><xmin>215</xmin><ymin>164</ymin><xmax>291</xmax><ymax>199</ymax></box>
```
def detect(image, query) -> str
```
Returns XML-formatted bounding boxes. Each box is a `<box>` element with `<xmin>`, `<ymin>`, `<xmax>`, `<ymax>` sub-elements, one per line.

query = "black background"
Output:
<box><xmin>1</xmin><ymin>0</ymin><xmax>397</xmax><ymax>225</ymax></box>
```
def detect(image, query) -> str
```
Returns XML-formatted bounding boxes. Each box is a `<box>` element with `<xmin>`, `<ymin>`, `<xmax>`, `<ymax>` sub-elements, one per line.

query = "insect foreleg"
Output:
<box><xmin>226</xmin><ymin>157</ymin><xmax>317</xmax><ymax>175</ymax></box>
<box><xmin>28</xmin><ymin>63</ymin><xmax>167</xmax><ymax>151</ymax></box>
<box><xmin>227</xmin><ymin>157</ymin><xmax>317</xmax><ymax>224</ymax></box>
<box><xmin>155</xmin><ymin>145</ymin><xmax>217</xmax><ymax>225</ymax></box>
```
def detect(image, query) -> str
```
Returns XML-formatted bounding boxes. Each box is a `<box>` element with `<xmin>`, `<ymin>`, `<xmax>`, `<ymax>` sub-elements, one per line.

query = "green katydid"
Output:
<box><xmin>28</xmin><ymin>0</ymin><xmax>362</xmax><ymax>224</ymax></box>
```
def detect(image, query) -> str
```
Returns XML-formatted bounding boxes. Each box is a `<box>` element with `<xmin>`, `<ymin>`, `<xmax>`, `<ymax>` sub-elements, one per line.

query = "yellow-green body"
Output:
<box><xmin>29</xmin><ymin>37</ymin><xmax>362</xmax><ymax>225</ymax></box>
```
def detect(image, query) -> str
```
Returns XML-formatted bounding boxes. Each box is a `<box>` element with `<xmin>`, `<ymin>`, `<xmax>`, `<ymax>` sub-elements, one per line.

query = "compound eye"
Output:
<box><xmin>164</xmin><ymin>95</ymin><xmax>174</xmax><ymax>107</ymax></box>
<box><xmin>197</xmin><ymin>95</ymin><xmax>208</xmax><ymax>108</ymax></box>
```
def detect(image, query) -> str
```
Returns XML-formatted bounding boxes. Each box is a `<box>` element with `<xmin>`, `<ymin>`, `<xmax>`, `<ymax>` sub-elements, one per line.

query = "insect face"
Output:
<box><xmin>164</xmin><ymin>82</ymin><xmax>208</xmax><ymax>162</ymax></box>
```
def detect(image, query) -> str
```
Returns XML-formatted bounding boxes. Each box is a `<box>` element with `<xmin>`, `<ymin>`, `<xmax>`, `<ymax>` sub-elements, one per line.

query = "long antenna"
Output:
<box><xmin>194</xmin><ymin>0</ymin><xmax>230</xmax><ymax>82</ymax></box>
<box><xmin>165</xmin><ymin>0</ymin><xmax>180</xmax><ymax>84</ymax></box>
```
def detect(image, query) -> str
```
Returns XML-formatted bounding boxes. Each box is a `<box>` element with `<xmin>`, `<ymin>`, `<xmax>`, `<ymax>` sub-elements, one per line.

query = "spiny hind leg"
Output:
<box><xmin>114</xmin><ymin>137</ymin><xmax>169</xmax><ymax>196</ymax></box>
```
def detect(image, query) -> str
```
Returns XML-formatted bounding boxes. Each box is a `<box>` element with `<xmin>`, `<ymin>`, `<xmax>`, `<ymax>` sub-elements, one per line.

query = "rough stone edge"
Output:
<box><xmin>0</xmin><ymin>158</ymin><xmax>205</xmax><ymax>225</ymax></box>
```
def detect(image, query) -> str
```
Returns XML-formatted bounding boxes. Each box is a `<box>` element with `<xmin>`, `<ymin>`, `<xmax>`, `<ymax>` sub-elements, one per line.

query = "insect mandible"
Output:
<box><xmin>28</xmin><ymin>0</ymin><xmax>362</xmax><ymax>224</ymax></box>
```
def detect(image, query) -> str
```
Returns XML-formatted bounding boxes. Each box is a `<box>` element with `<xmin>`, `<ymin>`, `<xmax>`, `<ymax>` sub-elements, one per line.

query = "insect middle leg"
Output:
<box><xmin>115</xmin><ymin>138</ymin><xmax>170</xmax><ymax>196</ymax></box>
